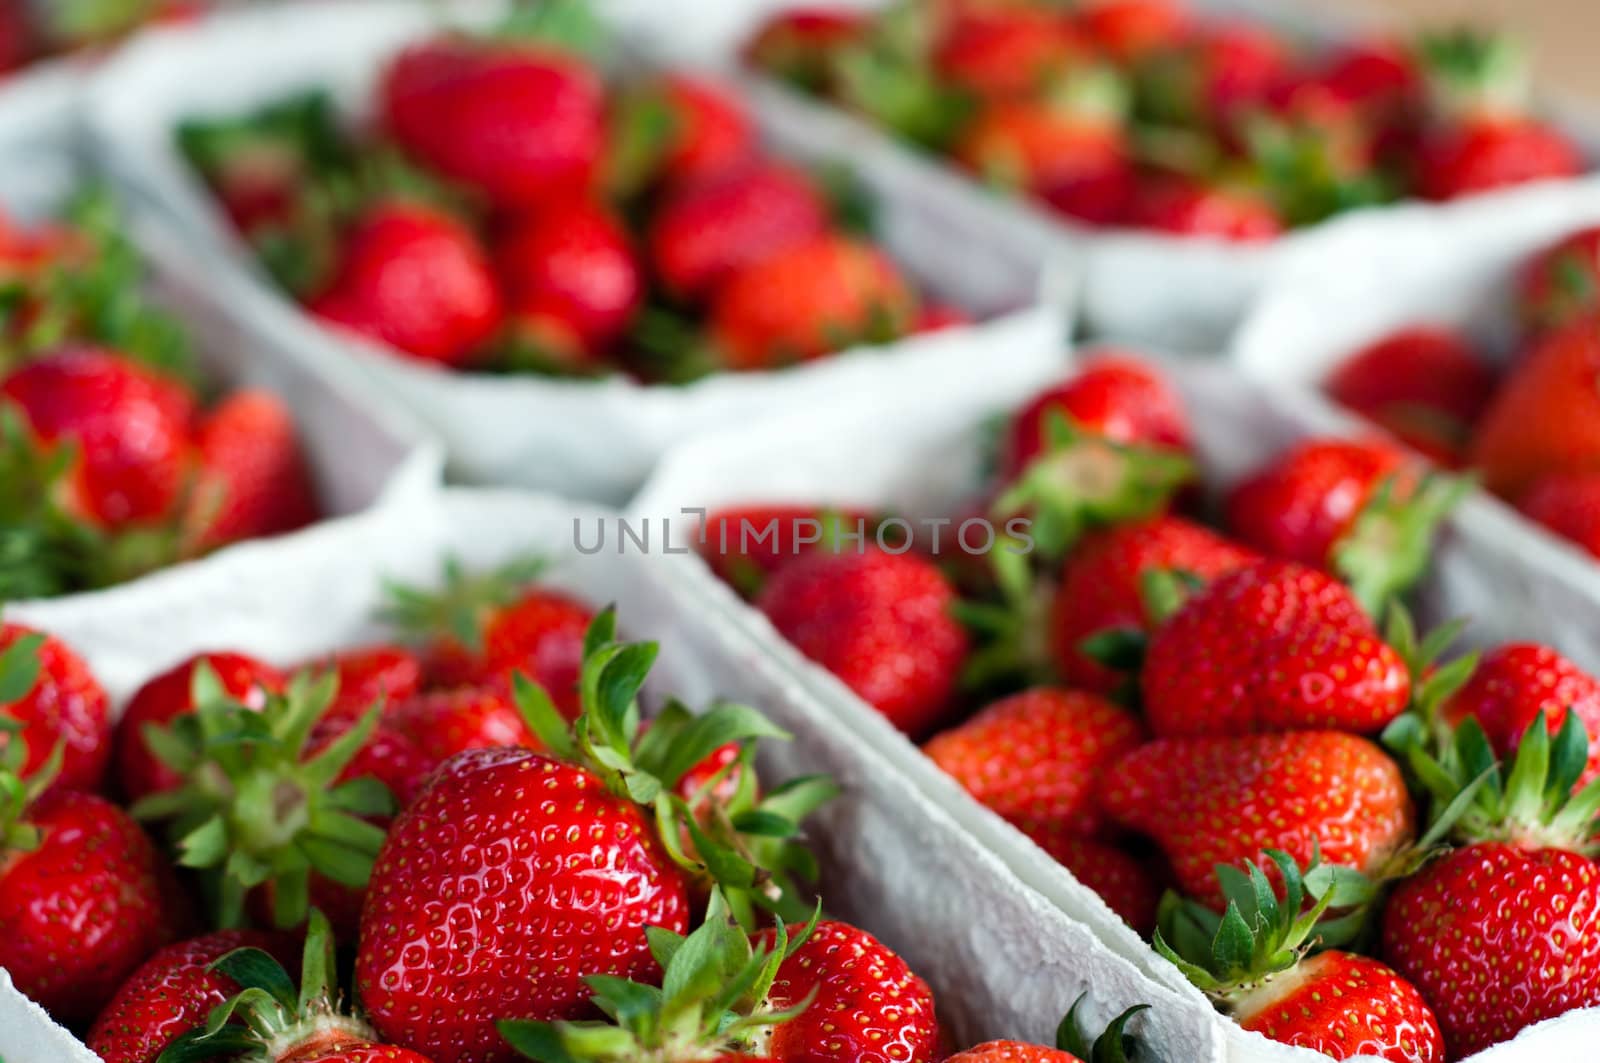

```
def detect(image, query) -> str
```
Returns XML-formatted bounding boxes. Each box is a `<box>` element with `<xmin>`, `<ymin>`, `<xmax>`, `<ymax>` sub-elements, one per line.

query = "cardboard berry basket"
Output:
<box><xmin>644</xmin><ymin>0</ymin><xmax>1600</xmax><ymax>349</ymax></box>
<box><xmin>631</xmin><ymin>351</ymin><xmax>1600</xmax><ymax>1063</ymax></box>
<box><xmin>0</xmin><ymin>67</ymin><xmax>441</xmax><ymax>622</ymax></box>
<box><xmin>82</xmin><ymin>0</ymin><xmax>1072</xmax><ymax>505</ymax></box>
<box><xmin>0</xmin><ymin>487</ymin><xmax>1221</xmax><ymax>1062</ymax></box>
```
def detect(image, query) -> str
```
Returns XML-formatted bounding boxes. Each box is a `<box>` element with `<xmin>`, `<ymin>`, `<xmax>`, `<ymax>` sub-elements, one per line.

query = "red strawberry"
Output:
<box><xmin>1234</xmin><ymin>952</ymin><xmax>1444</xmax><ymax>1063</ymax></box>
<box><xmin>1141</xmin><ymin>560</ymin><xmax>1411</xmax><ymax>737</ymax></box>
<box><xmin>311</xmin><ymin>201</ymin><xmax>503</xmax><ymax>369</ymax></box>
<box><xmin>1039</xmin><ymin>835</ymin><xmax>1160</xmax><ymax>935</ymax></box>
<box><xmin>313</xmin><ymin>713</ymin><xmax>432</xmax><ymax>809</ymax></box>
<box><xmin>1049</xmin><ymin>516</ymin><xmax>1256</xmax><ymax>694</ymax></box>
<box><xmin>388</xmin><ymin>683</ymin><xmax>538</xmax><ymax>770</ymax></box>
<box><xmin>758</xmin><ymin>546</ymin><xmax>967</xmax><ymax>736</ymax></box>
<box><xmin>380</xmin><ymin>37</ymin><xmax>605</xmax><ymax>210</ymax></box>
<box><xmin>314</xmin><ymin>643</ymin><xmax>426</xmax><ymax>721</ymax></box>
<box><xmin>923</xmin><ymin>687</ymin><xmax>1145</xmax><ymax>840</ymax></box>
<box><xmin>1324</xmin><ymin>327</ymin><xmax>1497</xmax><ymax>466</ymax></box>
<box><xmin>1318</xmin><ymin>39</ymin><xmax>1420</xmax><ymax>115</ymax></box>
<box><xmin>1417</xmin><ymin>118</ymin><xmax>1583</xmax><ymax>201</ymax></box>
<box><xmin>614</xmin><ymin>74</ymin><xmax>756</xmax><ymax>190</ymax></box>
<box><xmin>186</xmin><ymin>389</ymin><xmax>320</xmax><ymax>551</ymax></box>
<box><xmin>1004</xmin><ymin>356</ymin><xmax>1190</xmax><ymax>478</ymax></box>
<box><xmin>1079</xmin><ymin>0</ymin><xmax>1191</xmax><ymax>62</ymax></box>
<box><xmin>1</xmin><ymin>347</ymin><xmax>195</xmax><ymax>528</ymax></box>
<box><xmin>1137</xmin><ymin>21</ymin><xmax>1290</xmax><ymax>128</ymax></box>
<box><xmin>494</xmin><ymin>198</ymin><xmax>641</xmax><ymax>358</ymax></box>
<box><xmin>954</xmin><ymin>100</ymin><xmax>1132</xmax><ymax>225</ymax></box>
<box><xmin>1518</xmin><ymin>471</ymin><xmax>1600</xmax><ymax>557</ymax></box>
<box><xmin>647</xmin><ymin>162</ymin><xmax>830</xmax><ymax>302</ymax></box>
<box><xmin>934</xmin><ymin>7</ymin><xmax>1089</xmax><ymax>100</ymax></box>
<box><xmin>1442</xmin><ymin>643</ymin><xmax>1600</xmax><ymax>788</ymax></box>
<box><xmin>698</xmin><ymin>504</ymin><xmax>876</xmax><ymax>597</ymax></box>
<box><xmin>1469</xmin><ymin>313</ymin><xmax>1600</xmax><ymax>498</ymax></box>
<box><xmin>1100</xmin><ymin>730</ymin><xmax>1414</xmax><ymax>907</ymax></box>
<box><xmin>754</xmin><ymin>920</ymin><xmax>941</xmax><ymax>1062</ymax></box>
<box><xmin>744</xmin><ymin>9</ymin><xmax>867</xmax><ymax>92</ymax></box>
<box><xmin>947</xmin><ymin>998</ymin><xmax>1150</xmax><ymax>1062</ymax></box>
<box><xmin>0</xmin><ymin>623</ymin><xmax>110</xmax><ymax>794</ymax></box>
<box><xmin>1128</xmin><ymin>173</ymin><xmax>1284</xmax><ymax>240</ymax></box>
<box><xmin>1519</xmin><ymin>225</ymin><xmax>1600</xmax><ymax>336</ymax></box>
<box><xmin>114</xmin><ymin>651</ymin><xmax>284</xmax><ymax>802</ymax></box>
<box><xmin>86</xmin><ymin>929</ymin><xmax>288</xmax><ymax>1063</ymax></box>
<box><xmin>709</xmin><ymin>234</ymin><xmax>917</xmax><ymax>369</ymax></box>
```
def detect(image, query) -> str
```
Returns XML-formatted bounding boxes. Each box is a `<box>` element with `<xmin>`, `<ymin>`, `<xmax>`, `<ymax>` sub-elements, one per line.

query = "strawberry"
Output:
<box><xmin>1079</xmin><ymin>0</ymin><xmax>1191</xmax><ymax>62</ymax></box>
<box><xmin>698</xmin><ymin>504</ymin><xmax>877</xmax><ymax>597</ymax></box>
<box><xmin>753</xmin><ymin>919</ymin><xmax>941</xmax><ymax>1062</ymax></box>
<box><xmin>1136</xmin><ymin>21</ymin><xmax>1290</xmax><ymax>129</ymax></box>
<box><xmin>1127</xmin><ymin>173</ymin><xmax>1284</xmax><ymax>240</ymax></box>
<box><xmin>1324</xmin><ymin>327</ymin><xmax>1497</xmax><ymax>466</ymax></box>
<box><xmin>609</xmin><ymin>74</ymin><xmax>756</xmax><ymax>193</ymax></box>
<box><xmin>0</xmin><ymin>622</ymin><xmax>110</xmax><ymax>794</ymax></box>
<box><xmin>1468</xmin><ymin>313</ymin><xmax>1600</xmax><ymax>497</ymax></box>
<box><xmin>1318</xmin><ymin>39</ymin><xmax>1420</xmax><ymax>116</ymax></box>
<box><xmin>758</xmin><ymin>546</ymin><xmax>967</xmax><ymax>736</ymax></box>
<box><xmin>383</xmin><ymin>556</ymin><xmax>592</xmax><ymax>712</ymax></box>
<box><xmin>86</xmin><ymin>929</ymin><xmax>289</xmax><ymax>1063</ymax></box>
<box><xmin>1041</xmin><ymin>835</ymin><xmax>1161</xmax><ymax>935</ymax></box>
<box><xmin>1157</xmin><ymin>852</ymin><xmax>1443</xmax><ymax>1062</ymax></box>
<box><xmin>1226</xmin><ymin>438</ymin><xmax>1468</xmax><ymax>610</ymax></box>
<box><xmin>310</xmin><ymin>201</ymin><xmax>503</xmax><ymax>369</ymax></box>
<box><xmin>744</xmin><ymin>8</ymin><xmax>868</xmax><ymax>92</ymax></box>
<box><xmin>380</xmin><ymin>37</ymin><xmax>605</xmax><ymax>210</ymax></box>
<box><xmin>947</xmin><ymin>998</ymin><xmax>1150</xmax><ymax>1062</ymax></box>
<box><xmin>387</xmin><ymin>683</ymin><xmax>537</xmax><ymax>768</ymax></box>
<box><xmin>1100</xmin><ymin>730</ymin><xmax>1414</xmax><ymax>908</ymax></box>
<box><xmin>493</xmin><ymin>198</ymin><xmax>641</xmax><ymax>359</ymax></box>
<box><xmin>1003</xmin><ymin>357</ymin><xmax>1190</xmax><ymax>478</ymax></box>
<box><xmin>923</xmin><ymin>687</ymin><xmax>1145</xmax><ymax>840</ymax></box>
<box><xmin>185</xmin><ymin>389</ymin><xmax>320</xmax><ymax>551</ymax></box>
<box><xmin>647</xmin><ymin>162</ymin><xmax>830</xmax><ymax>302</ymax></box>
<box><xmin>709</xmin><ymin>234</ymin><xmax>917</xmax><ymax>369</ymax></box>
<box><xmin>1518</xmin><ymin>471</ymin><xmax>1600</xmax><ymax>557</ymax></box>
<box><xmin>1441</xmin><ymin>642</ymin><xmax>1600</xmax><ymax>789</ymax></box>
<box><xmin>1</xmin><ymin>347</ymin><xmax>194</xmax><ymax>529</ymax></box>
<box><xmin>1049</xmin><ymin>516</ymin><xmax>1256</xmax><ymax>695</ymax></box>
<box><xmin>1417</xmin><ymin>118</ymin><xmax>1583</xmax><ymax>201</ymax></box>
<box><xmin>1141</xmin><ymin>560</ymin><xmax>1411</xmax><ymax>737</ymax></box>
<box><xmin>1520</xmin><ymin>226</ymin><xmax>1600</xmax><ymax>336</ymax></box>
<box><xmin>954</xmin><ymin>99</ymin><xmax>1132</xmax><ymax>225</ymax></box>
<box><xmin>934</xmin><ymin>7</ymin><xmax>1088</xmax><ymax>100</ymax></box>
<box><xmin>114</xmin><ymin>651</ymin><xmax>284</xmax><ymax>802</ymax></box>
<box><xmin>313</xmin><ymin>643</ymin><xmax>426</xmax><ymax>721</ymax></box>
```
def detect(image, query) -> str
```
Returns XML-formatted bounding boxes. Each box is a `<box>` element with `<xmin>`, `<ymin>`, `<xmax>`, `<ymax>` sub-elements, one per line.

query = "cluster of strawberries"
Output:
<box><xmin>0</xmin><ymin>557</ymin><xmax>1147</xmax><ymax>1063</ymax></box>
<box><xmin>0</xmin><ymin>0</ymin><xmax>205</xmax><ymax>75</ymax></box>
<box><xmin>701</xmin><ymin>356</ymin><xmax>1600</xmax><ymax>1061</ymax></box>
<box><xmin>745</xmin><ymin>0</ymin><xmax>1586</xmax><ymax>238</ymax></box>
<box><xmin>1324</xmin><ymin>225</ymin><xmax>1600</xmax><ymax>562</ymax></box>
<box><xmin>180</xmin><ymin>7</ymin><xmax>961</xmax><ymax>382</ymax></box>
<box><xmin>0</xmin><ymin>195</ymin><xmax>318</xmax><ymax>600</ymax></box>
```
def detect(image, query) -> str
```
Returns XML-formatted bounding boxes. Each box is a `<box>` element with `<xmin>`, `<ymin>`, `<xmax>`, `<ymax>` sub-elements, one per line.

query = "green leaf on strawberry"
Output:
<box><xmin>1055</xmin><ymin>995</ymin><xmax>1150</xmax><ymax>1063</ymax></box>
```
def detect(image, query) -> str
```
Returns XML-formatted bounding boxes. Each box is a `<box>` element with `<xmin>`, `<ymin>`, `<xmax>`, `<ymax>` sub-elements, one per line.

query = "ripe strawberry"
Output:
<box><xmin>310</xmin><ymin>201</ymin><xmax>502</xmax><ymax>369</ymax></box>
<box><xmin>1417</xmin><ymin>118</ymin><xmax>1583</xmax><ymax>201</ymax></box>
<box><xmin>381</xmin><ymin>37</ymin><xmax>605</xmax><ymax>210</ymax></box>
<box><xmin>1128</xmin><ymin>173</ymin><xmax>1284</xmax><ymax>240</ymax></box>
<box><xmin>1049</xmin><ymin>516</ymin><xmax>1256</xmax><ymax>694</ymax></box>
<box><xmin>1</xmin><ymin>347</ymin><xmax>194</xmax><ymax>528</ymax></box>
<box><xmin>1469</xmin><ymin>313</ymin><xmax>1600</xmax><ymax>497</ymax></box>
<box><xmin>743</xmin><ymin>8</ymin><xmax>867</xmax><ymax>92</ymax></box>
<box><xmin>1039</xmin><ymin>835</ymin><xmax>1161</xmax><ymax>935</ymax></box>
<box><xmin>185</xmin><ymin>389</ymin><xmax>320</xmax><ymax>551</ymax></box>
<box><xmin>753</xmin><ymin>919</ymin><xmax>941</xmax><ymax>1062</ymax></box>
<box><xmin>698</xmin><ymin>504</ymin><xmax>877</xmax><ymax>597</ymax></box>
<box><xmin>314</xmin><ymin>643</ymin><xmax>426</xmax><ymax>721</ymax></box>
<box><xmin>954</xmin><ymin>100</ymin><xmax>1132</xmax><ymax>225</ymax></box>
<box><xmin>1324</xmin><ymin>327</ymin><xmax>1497</xmax><ymax>466</ymax></box>
<box><xmin>383</xmin><ymin>556</ymin><xmax>592</xmax><ymax>712</ymax></box>
<box><xmin>86</xmin><ymin>929</ymin><xmax>288</xmax><ymax>1063</ymax></box>
<box><xmin>1225</xmin><ymin>438</ymin><xmax>1467</xmax><ymax>609</ymax></box>
<box><xmin>647</xmin><ymin>162</ymin><xmax>830</xmax><ymax>302</ymax></box>
<box><xmin>1100</xmin><ymin>730</ymin><xmax>1414</xmax><ymax>907</ymax></box>
<box><xmin>950</xmin><ymin>998</ymin><xmax>1152</xmax><ymax>1063</ymax></box>
<box><xmin>1141</xmin><ymin>561</ymin><xmax>1411</xmax><ymax>737</ymax></box>
<box><xmin>1236</xmin><ymin>952</ymin><xmax>1443</xmax><ymax>1062</ymax></box>
<box><xmin>934</xmin><ymin>7</ymin><xmax>1088</xmax><ymax>100</ymax></box>
<box><xmin>0</xmin><ymin>623</ymin><xmax>110</xmax><ymax>794</ymax></box>
<box><xmin>1080</xmin><ymin>0</ymin><xmax>1191</xmax><ymax>62</ymax></box>
<box><xmin>924</xmin><ymin>687</ymin><xmax>1145</xmax><ymax>840</ymax></box>
<box><xmin>387</xmin><ymin>683</ymin><xmax>537</xmax><ymax>769</ymax></box>
<box><xmin>114</xmin><ymin>651</ymin><xmax>284</xmax><ymax>802</ymax></box>
<box><xmin>709</xmin><ymin>234</ymin><xmax>917</xmax><ymax>369</ymax></box>
<box><xmin>1318</xmin><ymin>39</ymin><xmax>1420</xmax><ymax>116</ymax></box>
<box><xmin>1136</xmin><ymin>21</ymin><xmax>1290</xmax><ymax>128</ymax></box>
<box><xmin>1442</xmin><ymin>642</ymin><xmax>1600</xmax><ymax>788</ymax></box>
<box><xmin>1519</xmin><ymin>226</ymin><xmax>1600</xmax><ymax>336</ymax></box>
<box><xmin>1518</xmin><ymin>471</ymin><xmax>1600</xmax><ymax>557</ymax></box>
<box><xmin>610</xmin><ymin>74</ymin><xmax>755</xmax><ymax>192</ymax></box>
<box><xmin>758</xmin><ymin>546</ymin><xmax>967</xmax><ymax>736</ymax></box>
<box><xmin>1004</xmin><ymin>357</ymin><xmax>1190</xmax><ymax>478</ymax></box>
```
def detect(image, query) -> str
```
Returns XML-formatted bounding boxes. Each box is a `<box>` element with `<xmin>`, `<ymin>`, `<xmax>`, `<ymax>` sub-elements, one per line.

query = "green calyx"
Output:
<box><xmin>828</xmin><ymin>2</ymin><xmax>974</xmax><ymax>151</ymax></box>
<box><xmin>511</xmin><ymin>608</ymin><xmax>838</xmax><ymax>929</ymax></box>
<box><xmin>154</xmin><ymin>909</ymin><xmax>374</xmax><ymax>1063</ymax></box>
<box><xmin>605</xmin><ymin>82</ymin><xmax>682</xmax><ymax>200</ymax></box>
<box><xmin>494</xmin><ymin>0</ymin><xmax>608</xmax><ymax>58</ymax></box>
<box><xmin>1332</xmin><ymin>472</ymin><xmax>1471</xmax><ymax>618</ymax></box>
<box><xmin>1244</xmin><ymin>115</ymin><xmax>1398</xmax><ymax>228</ymax></box>
<box><xmin>1415</xmin><ymin>28</ymin><xmax>1531</xmax><ymax>119</ymax></box>
<box><xmin>0</xmin><ymin>630</ymin><xmax>60</xmax><ymax>854</ymax></box>
<box><xmin>1154</xmin><ymin>849</ymin><xmax>1375</xmax><ymax>1008</ymax></box>
<box><xmin>992</xmin><ymin>412</ymin><xmax>1195</xmax><ymax>563</ymax></box>
<box><xmin>952</xmin><ymin>536</ymin><xmax>1056</xmax><ymax>693</ymax></box>
<box><xmin>1056</xmin><ymin>994</ymin><xmax>1151</xmax><ymax>1063</ymax></box>
<box><xmin>498</xmin><ymin>889</ymin><xmax>819</xmax><ymax>1063</ymax></box>
<box><xmin>382</xmin><ymin>553</ymin><xmax>549</xmax><ymax>656</ymax></box>
<box><xmin>130</xmin><ymin>665</ymin><xmax>394</xmax><ymax>930</ymax></box>
<box><xmin>625</xmin><ymin>306</ymin><xmax>722</xmax><ymax>386</ymax></box>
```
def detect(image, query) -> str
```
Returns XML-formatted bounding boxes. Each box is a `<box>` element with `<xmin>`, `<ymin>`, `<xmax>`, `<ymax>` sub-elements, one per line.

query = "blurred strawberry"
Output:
<box><xmin>1003</xmin><ymin>355</ymin><xmax>1191</xmax><ymax>478</ymax></box>
<box><xmin>1137</xmin><ymin>21</ymin><xmax>1290</xmax><ymax>128</ymax></box>
<box><xmin>1129</xmin><ymin>172</ymin><xmax>1284</xmax><ymax>240</ymax></box>
<box><xmin>955</xmin><ymin>95</ymin><xmax>1132</xmax><ymax>225</ymax></box>
<box><xmin>312</xmin><ymin>644</ymin><xmax>426</xmax><ymax>722</ymax></box>
<box><xmin>0</xmin><ymin>623</ymin><xmax>110</xmax><ymax>795</ymax></box>
<box><xmin>610</xmin><ymin>74</ymin><xmax>756</xmax><ymax>193</ymax></box>
<box><xmin>934</xmin><ymin>7</ymin><xmax>1089</xmax><ymax>100</ymax></box>
<box><xmin>185</xmin><ymin>390</ymin><xmax>319</xmax><ymax>551</ymax></box>
<box><xmin>744</xmin><ymin>8</ymin><xmax>868</xmax><ymax>92</ymax></box>
<box><xmin>698</xmin><ymin>504</ymin><xmax>877</xmax><ymax>598</ymax></box>
<box><xmin>1079</xmin><ymin>0</ymin><xmax>1191</xmax><ymax>63</ymax></box>
<box><xmin>1518</xmin><ymin>473</ymin><xmax>1600</xmax><ymax>558</ymax></box>
<box><xmin>1519</xmin><ymin>226</ymin><xmax>1600</xmax><ymax>337</ymax></box>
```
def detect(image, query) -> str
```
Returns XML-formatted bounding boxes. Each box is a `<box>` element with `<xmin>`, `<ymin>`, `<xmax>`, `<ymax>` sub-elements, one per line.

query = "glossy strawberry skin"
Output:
<box><xmin>946</xmin><ymin>1045</ymin><xmax>1080</xmax><ymax>1063</ymax></box>
<box><xmin>424</xmin><ymin>587</ymin><xmax>592</xmax><ymax>714</ymax></box>
<box><xmin>651</xmin><ymin>75</ymin><xmax>755</xmax><ymax>187</ymax></box>
<box><xmin>311</xmin><ymin>202</ymin><xmax>502</xmax><ymax>369</ymax></box>
<box><xmin>1003</xmin><ymin>356</ymin><xmax>1191</xmax><ymax>479</ymax></box>
<box><xmin>114</xmin><ymin>652</ymin><xmax>285</xmax><ymax>802</ymax></box>
<box><xmin>0</xmin><ymin>791</ymin><xmax>180</xmax><ymax>1023</ymax></box>
<box><xmin>1518</xmin><ymin>472</ymin><xmax>1600</xmax><ymax>558</ymax></box>
<box><xmin>1</xmin><ymin>347</ymin><xmax>195</xmax><ymax>528</ymax></box>
<box><xmin>86</xmin><ymin>929</ymin><xmax>286</xmax><ymax>1063</ymax></box>
<box><xmin>755</xmin><ymin>920</ymin><xmax>941</xmax><ymax>1063</ymax></box>
<box><xmin>923</xmin><ymin>687</ymin><xmax>1144</xmax><ymax>839</ymax></box>
<box><xmin>318</xmin><ymin>644</ymin><xmax>426</xmax><ymax>722</ymax></box>
<box><xmin>1417</xmin><ymin>118</ymin><xmax>1584</xmax><ymax>202</ymax></box>
<box><xmin>1141</xmin><ymin>561</ymin><xmax>1410</xmax><ymax>737</ymax></box>
<box><xmin>1100</xmin><ymin>731</ymin><xmax>1414</xmax><ymax>908</ymax></box>
<box><xmin>357</xmin><ymin>747</ymin><xmax>689</xmax><ymax>1063</ymax></box>
<box><xmin>1383</xmin><ymin>843</ymin><xmax>1600</xmax><ymax>1058</ymax></box>
<box><xmin>648</xmin><ymin>162</ymin><xmax>829</xmax><ymax>302</ymax></box>
<box><xmin>1519</xmin><ymin>226</ymin><xmax>1600</xmax><ymax>336</ymax></box>
<box><xmin>387</xmin><ymin>684</ymin><xmax>537</xmax><ymax>776</ymax></box>
<box><xmin>1233</xmin><ymin>951</ymin><xmax>1444</xmax><ymax>1063</ymax></box>
<box><xmin>292</xmin><ymin>1045</ymin><xmax>437</xmax><ymax>1063</ymax></box>
<box><xmin>758</xmin><ymin>548</ymin><xmax>967</xmax><ymax>737</ymax></box>
<box><xmin>187</xmin><ymin>389</ymin><xmax>320</xmax><ymax>550</ymax></box>
<box><xmin>1442</xmin><ymin>642</ymin><xmax>1600</xmax><ymax>788</ymax></box>
<box><xmin>0</xmin><ymin>623</ymin><xmax>110</xmax><ymax>794</ymax></box>
<box><xmin>1050</xmin><ymin>516</ymin><xmax>1256</xmax><ymax>693</ymax></box>
<box><xmin>494</xmin><ymin>199</ymin><xmax>641</xmax><ymax>355</ymax></box>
